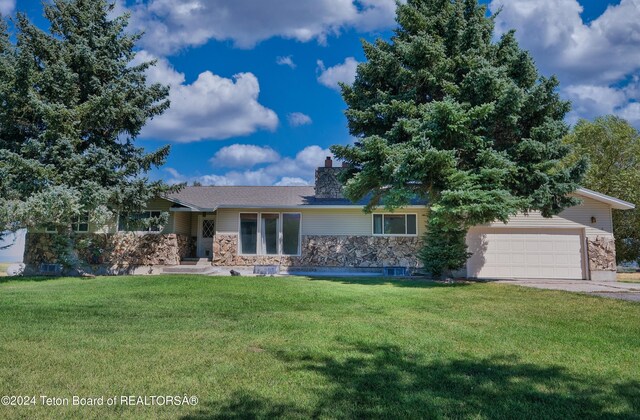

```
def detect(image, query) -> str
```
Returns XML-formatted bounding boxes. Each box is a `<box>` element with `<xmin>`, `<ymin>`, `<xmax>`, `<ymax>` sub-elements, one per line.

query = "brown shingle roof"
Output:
<box><xmin>166</xmin><ymin>186</ymin><xmax>316</xmax><ymax>210</ymax></box>
<box><xmin>164</xmin><ymin>186</ymin><xmax>426</xmax><ymax>210</ymax></box>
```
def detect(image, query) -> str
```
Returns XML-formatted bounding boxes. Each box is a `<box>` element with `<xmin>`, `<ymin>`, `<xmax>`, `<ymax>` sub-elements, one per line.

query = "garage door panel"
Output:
<box><xmin>466</xmin><ymin>229</ymin><xmax>585</xmax><ymax>280</ymax></box>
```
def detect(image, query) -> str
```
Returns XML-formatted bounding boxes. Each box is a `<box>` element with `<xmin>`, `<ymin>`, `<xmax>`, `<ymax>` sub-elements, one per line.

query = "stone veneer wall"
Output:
<box><xmin>213</xmin><ymin>234</ymin><xmax>423</xmax><ymax>268</ymax></box>
<box><xmin>586</xmin><ymin>236</ymin><xmax>616</xmax><ymax>272</ymax></box>
<box><xmin>24</xmin><ymin>232</ymin><xmax>195</xmax><ymax>267</ymax></box>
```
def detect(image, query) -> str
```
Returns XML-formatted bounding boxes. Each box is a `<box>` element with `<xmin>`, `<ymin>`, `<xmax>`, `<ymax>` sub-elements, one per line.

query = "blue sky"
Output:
<box><xmin>7</xmin><ymin>0</ymin><xmax>639</xmax><ymax>186</ymax></box>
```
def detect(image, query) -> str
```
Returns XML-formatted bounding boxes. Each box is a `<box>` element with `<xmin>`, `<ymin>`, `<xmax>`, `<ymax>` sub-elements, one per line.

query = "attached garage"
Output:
<box><xmin>466</xmin><ymin>228</ymin><xmax>586</xmax><ymax>280</ymax></box>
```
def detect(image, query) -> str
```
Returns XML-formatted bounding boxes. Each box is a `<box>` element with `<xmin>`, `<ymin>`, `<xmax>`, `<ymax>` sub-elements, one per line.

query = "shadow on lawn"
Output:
<box><xmin>302</xmin><ymin>276</ymin><xmax>470</xmax><ymax>288</ymax></box>
<box><xmin>183</xmin><ymin>343</ymin><xmax>639</xmax><ymax>419</ymax></box>
<box><xmin>0</xmin><ymin>275</ymin><xmax>59</xmax><ymax>284</ymax></box>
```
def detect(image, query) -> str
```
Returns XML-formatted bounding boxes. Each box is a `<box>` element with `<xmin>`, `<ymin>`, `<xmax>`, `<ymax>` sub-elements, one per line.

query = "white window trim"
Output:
<box><xmin>72</xmin><ymin>213</ymin><xmax>90</xmax><ymax>233</ymax></box>
<box><xmin>372</xmin><ymin>213</ymin><xmax>418</xmax><ymax>237</ymax></box>
<box><xmin>238</xmin><ymin>212</ymin><xmax>302</xmax><ymax>256</ymax></box>
<box><xmin>118</xmin><ymin>210</ymin><xmax>163</xmax><ymax>233</ymax></box>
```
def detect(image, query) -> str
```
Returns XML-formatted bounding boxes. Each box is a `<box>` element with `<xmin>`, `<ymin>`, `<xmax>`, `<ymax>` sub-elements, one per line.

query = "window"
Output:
<box><xmin>202</xmin><ymin>220</ymin><xmax>215</xmax><ymax>238</ymax></box>
<box><xmin>239</xmin><ymin>212</ymin><xmax>301</xmax><ymax>256</ymax></box>
<box><xmin>240</xmin><ymin>213</ymin><xmax>258</xmax><ymax>254</ymax></box>
<box><xmin>261</xmin><ymin>214</ymin><xmax>279</xmax><ymax>255</ymax></box>
<box><xmin>72</xmin><ymin>213</ymin><xmax>89</xmax><ymax>233</ymax></box>
<box><xmin>282</xmin><ymin>213</ymin><xmax>301</xmax><ymax>255</ymax></box>
<box><xmin>373</xmin><ymin>214</ymin><xmax>418</xmax><ymax>236</ymax></box>
<box><xmin>118</xmin><ymin>211</ymin><xmax>162</xmax><ymax>232</ymax></box>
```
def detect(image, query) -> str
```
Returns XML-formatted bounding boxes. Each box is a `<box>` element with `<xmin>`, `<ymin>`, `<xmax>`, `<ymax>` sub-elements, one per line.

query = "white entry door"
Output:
<box><xmin>197</xmin><ymin>216</ymin><xmax>216</xmax><ymax>259</ymax></box>
<box><xmin>466</xmin><ymin>228</ymin><xmax>585</xmax><ymax>280</ymax></box>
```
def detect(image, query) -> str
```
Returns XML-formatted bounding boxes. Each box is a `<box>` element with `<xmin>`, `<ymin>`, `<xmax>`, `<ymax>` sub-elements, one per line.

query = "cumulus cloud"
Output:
<box><xmin>489</xmin><ymin>0</ymin><xmax>640</xmax><ymax>126</ymax></box>
<box><xmin>209</xmin><ymin>144</ymin><xmax>280</xmax><ymax>168</ymax></box>
<box><xmin>128</xmin><ymin>0</ymin><xmax>398</xmax><ymax>55</ymax></box>
<box><xmin>287</xmin><ymin>112</ymin><xmax>313</xmax><ymax>127</ymax></box>
<box><xmin>165</xmin><ymin>145</ymin><xmax>334</xmax><ymax>186</ymax></box>
<box><xmin>275</xmin><ymin>177</ymin><xmax>310</xmax><ymax>186</ymax></box>
<box><xmin>276</xmin><ymin>55</ymin><xmax>296</xmax><ymax>69</ymax></box>
<box><xmin>0</xmin><ymin>0</ymin><xmax>14</xmax><ymax>15</ymax></box>
<box><xmin>491</xmin><ymin>0</ymin><xmax>640</xmax><ymax>84</ymax></box>
<box><xmin>137</xmin><ymin>51</ymin><xmax>278</xmax><ymax>142</ymax></box>
<box><xmin>317</xmin><ymin>57</ymin><xmax>359</xmax><ymax>90</ymax></box>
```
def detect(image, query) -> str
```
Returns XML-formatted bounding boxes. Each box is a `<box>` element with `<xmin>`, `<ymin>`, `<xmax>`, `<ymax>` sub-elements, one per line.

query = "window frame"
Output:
<box><xmin>372</xmin><ymin>213</ymin><xmax>418</xmax><ymax>237</ymax></box>
<box><xmin>239</xmin><ymin>212</ymin><xmax>259</xmax><ymax>256</ymax></box>
<box><xmin>117</xmin><ymin>210</ymin><xmax>163</xmax><ymax>233</ymax></box>
<box><xmin>72</xmin><ymin>212</ymin><xmax>90</xmax><ymax>233</ymax></box>
<box><xmin>238</xmin><ymin>212</ymin><xmax>302</xmax><ymax>256</ymax></box>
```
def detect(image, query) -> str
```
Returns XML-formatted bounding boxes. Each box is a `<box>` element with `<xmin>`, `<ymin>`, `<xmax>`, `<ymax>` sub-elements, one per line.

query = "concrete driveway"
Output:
<box><xmin>495</xmin><ymin>279</ymin><xmax>640</xmax><ymax>302</ymax></box>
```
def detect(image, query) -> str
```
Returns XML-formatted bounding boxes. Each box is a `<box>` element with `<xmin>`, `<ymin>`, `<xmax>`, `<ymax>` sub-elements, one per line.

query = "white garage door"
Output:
<box><xmin>466</xmin><ymin>228</ymin><xmax>585</xmax><ymax>280</ymax></box>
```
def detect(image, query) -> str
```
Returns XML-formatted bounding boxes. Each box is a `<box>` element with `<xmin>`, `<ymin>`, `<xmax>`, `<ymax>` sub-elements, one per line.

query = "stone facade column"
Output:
<box><xmin>586</xmin><ymin>236</ymin><xmax>617</xmax><ymax>281</ymax></box>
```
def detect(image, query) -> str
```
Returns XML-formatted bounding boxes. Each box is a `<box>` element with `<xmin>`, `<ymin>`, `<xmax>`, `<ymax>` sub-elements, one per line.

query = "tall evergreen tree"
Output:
<box><xmin>331</xmin><ymin>0</ymin><xmax>585</xmax><ymax>276</ymax></box>
<box><xmin>0</xmin><ymin>0</ymin><xmax>173</xmax><ymax>264</ymax></box>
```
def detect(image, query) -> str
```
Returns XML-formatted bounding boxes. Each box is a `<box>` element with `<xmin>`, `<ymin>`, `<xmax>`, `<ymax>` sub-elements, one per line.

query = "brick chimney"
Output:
<box><xmin>315</xmin><ymin>156</ymin><xmax>345</xmax><ymax>199</ymax></box>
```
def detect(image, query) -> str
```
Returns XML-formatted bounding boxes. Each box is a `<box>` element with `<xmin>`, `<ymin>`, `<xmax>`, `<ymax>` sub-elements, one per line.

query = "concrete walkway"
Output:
<box><xmin>495</xmin><ymin>279</ymin><xmax>640</xmax><ymax>302</ymax></box>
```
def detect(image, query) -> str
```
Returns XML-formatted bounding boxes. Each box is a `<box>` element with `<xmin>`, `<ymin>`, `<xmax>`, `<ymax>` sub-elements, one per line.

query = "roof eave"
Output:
<box><xmin>576</xmin><ymin>188</ymin><xmax>635</xmax><ymax>210</ymax></box>
<box><xmin>163</xmin><ymin>197</ymin><xmax>208</xmax><ymax>212</ymax></box>
<box><xmin>214</xmin><ymin>204</ymin><xmax>426</xmax><ymax>209</ymax></box>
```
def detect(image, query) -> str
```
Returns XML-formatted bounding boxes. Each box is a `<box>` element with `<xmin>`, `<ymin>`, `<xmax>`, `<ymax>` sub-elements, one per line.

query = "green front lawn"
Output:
<box><xmin>0</xmin><ymin>275</ymin><xmax>638</xmax><ymax>419</ymax></box>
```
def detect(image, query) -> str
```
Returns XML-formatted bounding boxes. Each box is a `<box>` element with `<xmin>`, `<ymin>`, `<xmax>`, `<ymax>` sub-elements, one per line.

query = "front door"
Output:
<box><xmin>197</xmin><ymin>216</ymin><xmax>215</xmax><ymax>259</ymax></box>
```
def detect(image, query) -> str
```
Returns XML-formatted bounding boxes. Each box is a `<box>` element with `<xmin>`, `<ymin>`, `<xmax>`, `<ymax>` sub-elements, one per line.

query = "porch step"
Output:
<box><xmin>162</xmin><ymin>265</ymin><xmax>215</xmax><ymax>274</ymax></box>
<box><xmin>180</xmin><ymin>258</ymin><xmax>211</xmax><ymax>266</ymax></box>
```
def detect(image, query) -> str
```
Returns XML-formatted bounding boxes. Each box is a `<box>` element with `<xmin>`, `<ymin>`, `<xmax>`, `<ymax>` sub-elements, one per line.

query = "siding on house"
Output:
<box><xmin>216</xmin><ymin>208</ymin><xmax>429</xmax><ymax>236</ymax></box>
<box><xmin>190</xmin><ymin>215</ymin><xmax>199</xmax><ymax>237</ymax></box>
<box><xmin>171</xmin><ymin>212</ymin><xmax>193</xmax><ymax>236</ymax></box>
<box><xmin>30</xmin><ymin>197</ymin><xmax>180</xmax><ymax>235</ymax></box>
<box><xmin>215</xmin><ymin>196</ymin><xmax>613</xmax><ymax>239</ymax></box>
<box><xmin>482</xmin><ymin>196</ymin><xmax>613</xmax><ymax>237</ymax></box>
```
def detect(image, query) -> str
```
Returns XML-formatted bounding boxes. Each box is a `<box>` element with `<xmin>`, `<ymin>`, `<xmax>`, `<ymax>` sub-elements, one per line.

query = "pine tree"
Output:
<box><xmin>0</xmin><ymin>0</ymin><xmax>174</xmax><ymax>265</ymax></box>
<box><xmin>331</xmin><ymin>0</ymin><xmax>586</xmax><ymax>276</ymax></box>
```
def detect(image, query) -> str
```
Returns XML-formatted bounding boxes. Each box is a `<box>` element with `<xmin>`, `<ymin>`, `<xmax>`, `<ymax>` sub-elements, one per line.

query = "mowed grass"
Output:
<box><xmin>0</xmin><ymin>275</ymin><xmax>639</xmax><ymax>419</ymax></box>
<box><xmin>618</xmin><ymin>272</ymin><xmax>640</xmax><ymax>283</ymax></box>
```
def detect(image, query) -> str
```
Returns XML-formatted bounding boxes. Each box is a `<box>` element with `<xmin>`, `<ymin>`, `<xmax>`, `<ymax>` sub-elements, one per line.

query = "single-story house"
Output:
<box><xmin>24</xmin><ymin>157</ymin><xmax>634</xmax><ymax>280</ymax></box>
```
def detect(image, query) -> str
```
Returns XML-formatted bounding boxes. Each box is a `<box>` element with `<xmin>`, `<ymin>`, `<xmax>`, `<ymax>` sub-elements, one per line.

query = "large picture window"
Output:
<box><xmin>239</xmin><ymin>212</ymin><xmax>301</xmax><ymax>256</ymax></box>
<box><xmin>118</xmin><ymin>211</ymin><xmax>162</xmax><ymax>232</ymax></box>
<box><xmin>373</xmin><ymin>214</ymin><xmax>417</xmax><ymax>236</ymax></box>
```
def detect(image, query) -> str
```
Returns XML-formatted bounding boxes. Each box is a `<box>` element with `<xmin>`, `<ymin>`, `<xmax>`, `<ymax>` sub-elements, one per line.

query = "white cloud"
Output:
<box><xmin>489</xmin><ymin>0</ymin><xmax>640</xmax><ymax>127</ymax></box>
<box><xmin>317</xmin><ymin>57</ymin><xmax>359</xmax><ymax>90</ymax></box>
<box><xmin>618</xmin><ymin>102</ymin><xmax>640</xmax><ymax>125</ymax></box>
<box><xmin>0</xmin><ymin>0</ymin><xmax>14</xmax><ymax>15</ymax></box>
<box><xmin>209</xmin><ymin>144</ymin><xmax>280</xmax><ymax>168</ymax></box>
<box><xmin>563</xmin><ymin>78</ymin><xmax>640</xmax><ymax>125</ymax></box>
<box><xmin>275</xmin><ymin>177</ymin><xmax>310</xmax><ymax>186</ymax></box>
<box><xmin>287</xmin><ymin>112</ymin><xmax>313</xmax><ymax>127</ymax></box>
<box><xmin>563</xmin><ymin>84</ymin><xmax>628</xmax><ymax>124</ymax></box>
<box><xmin>165</xmin><ymin>145</ymin><xmax>334</xmax><ymax>186</ymax></box>
<box><xmin>129</xmin><ymin>0</ymin><xmax>398</xmax><ymax>55</ymax></box>
<box><xmin>137</xmin><ymin>51</ymin><xmax>278</xmax><ymax>142</ymax></box>
<box><xmin>276</xmin><ymin>55</ymin><xmax>296</xmax><ymax>69</ymax></box>
<box><xmin>490</xmin><ymin>0</ymin><xmax>640</xmax><ymax>84</ymax></box>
